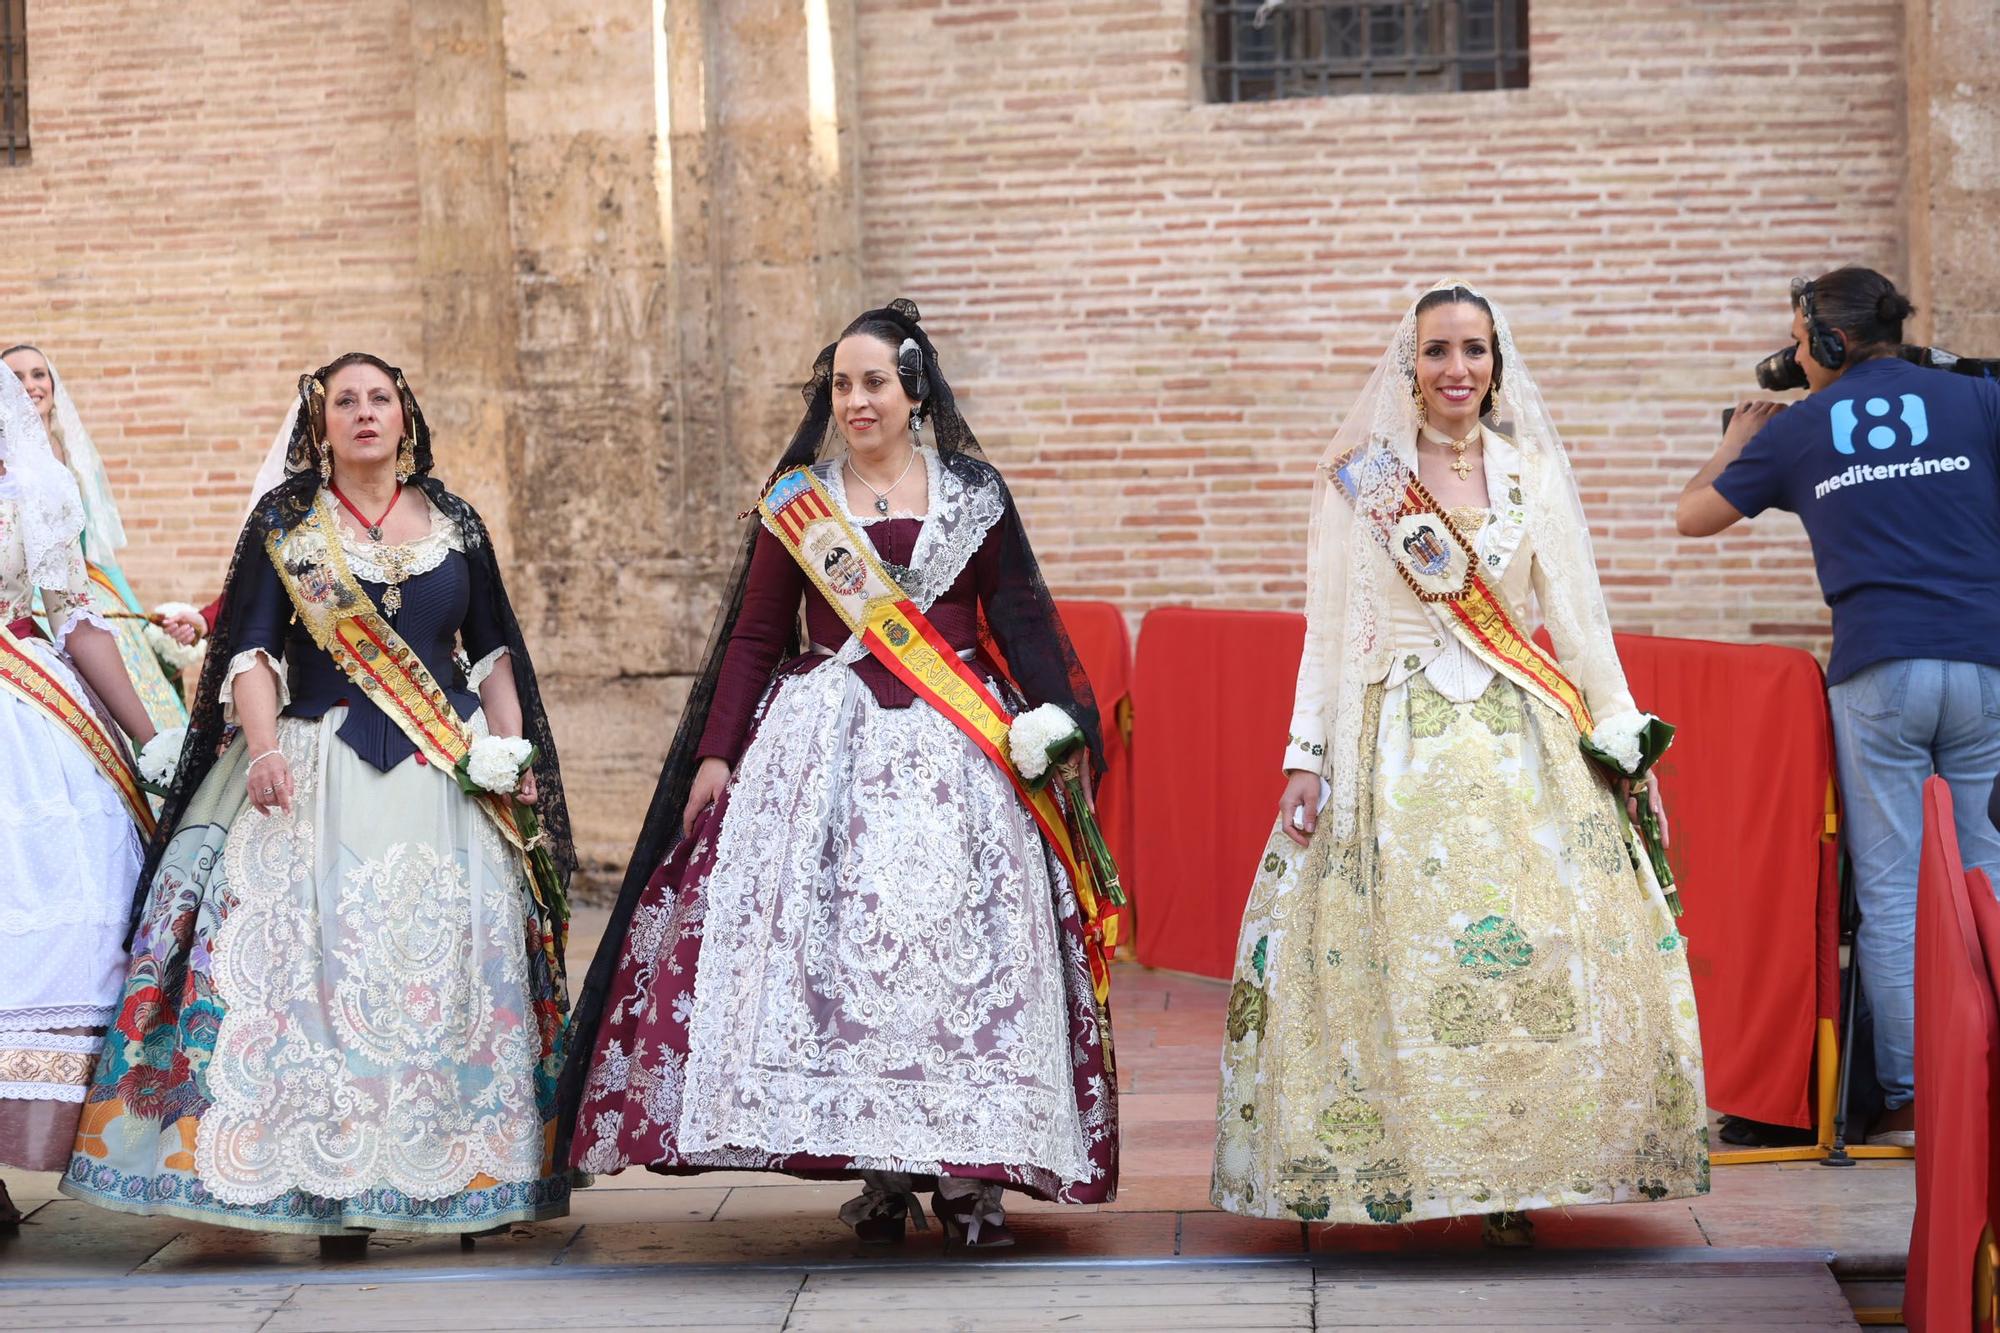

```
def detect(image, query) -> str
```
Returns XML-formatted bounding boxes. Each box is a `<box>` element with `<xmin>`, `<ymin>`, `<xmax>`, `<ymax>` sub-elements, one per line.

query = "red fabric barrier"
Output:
<box><xmin>1128</xmin><ymin>612</ymin><xmax>1836</xmax><ymax>1130</ymax></box>
<box><xmin>1972</xmin><ymin>868</ymin><xmax>2000</xmax><ymax>1017</ymax></box>
<box><xmin>1056</xmin><ymin>600</ymin><xmax>1136</xmax><ymax>952</ymax></box>
<box><xmin>1129</xmin><ymin>608</ymin><xmax>1304</xmax><ymax>977</ymax></box>
<box><xmin>1907</xmin><ymin>780</ymin><xmax>2000</xmax><ymax>1333</ymax></box>
<box><xmin>1610</xmin><ymin>633</ymin><xmax>1838</xmax><ymax>1129</ymax></box>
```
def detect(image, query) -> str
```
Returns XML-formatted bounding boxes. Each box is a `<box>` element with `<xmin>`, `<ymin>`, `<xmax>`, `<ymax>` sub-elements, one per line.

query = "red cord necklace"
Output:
<box><xmin>329</xmin><ymin>481</ymin><xmax>401</xmax><ymax>542</ymax></box>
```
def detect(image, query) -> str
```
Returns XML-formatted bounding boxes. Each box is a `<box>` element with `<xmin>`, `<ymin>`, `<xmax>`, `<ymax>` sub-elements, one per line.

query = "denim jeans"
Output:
<box><xmin>1828</xmin><ymin>658</ymin><xmax>2000</xmax><ymax>1109</ymax></box>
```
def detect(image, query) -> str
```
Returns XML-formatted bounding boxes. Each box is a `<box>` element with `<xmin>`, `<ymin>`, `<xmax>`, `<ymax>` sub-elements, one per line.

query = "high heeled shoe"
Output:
<box><xmin>840</xmin><ymin>1181</ymin><xmax>928</xmax><ymax>1246</ymax></box>
<box><xmin>932</xmin><ymin>1188</ymin><xmax>1014</xmax><ymax>1249</ymax></box>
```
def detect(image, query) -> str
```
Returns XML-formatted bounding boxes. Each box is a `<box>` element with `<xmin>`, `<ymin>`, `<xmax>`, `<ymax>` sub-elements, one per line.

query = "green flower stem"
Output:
<box><xmin>1058</xmin><ymin>767</ymin><xmax>1127</xmax><ymax>908</ymax></box>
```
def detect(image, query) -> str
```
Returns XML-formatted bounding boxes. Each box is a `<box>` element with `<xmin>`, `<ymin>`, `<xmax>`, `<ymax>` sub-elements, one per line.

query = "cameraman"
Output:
<box><xmin>1677</xmin><ymin>267</ymin><xmax>2000</xmax><ymax>1148</ymax></box>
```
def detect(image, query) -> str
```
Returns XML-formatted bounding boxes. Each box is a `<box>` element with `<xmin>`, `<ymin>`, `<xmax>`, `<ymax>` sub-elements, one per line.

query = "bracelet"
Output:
<box><xmin>247</xmin><ymin>749</ymin><xmax>284</xmax><ymax>771</ymax></box>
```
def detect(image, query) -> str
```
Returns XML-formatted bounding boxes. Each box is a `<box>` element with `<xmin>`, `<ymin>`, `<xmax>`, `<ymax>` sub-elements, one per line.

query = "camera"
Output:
<box><xmin>1754</xmin><ymin>342</ymin><xmax>2000</xmax><ymax>391</ymax></box>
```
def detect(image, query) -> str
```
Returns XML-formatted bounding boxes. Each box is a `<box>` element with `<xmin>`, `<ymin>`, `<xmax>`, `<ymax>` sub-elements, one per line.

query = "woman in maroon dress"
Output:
<box><xmin>559</xmin><ymin>300</ymin><xmax>1116</xmax><ymax>1246</ymax></box>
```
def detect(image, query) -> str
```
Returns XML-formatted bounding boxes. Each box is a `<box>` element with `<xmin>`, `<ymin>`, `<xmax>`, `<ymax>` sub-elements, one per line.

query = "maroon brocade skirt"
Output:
<box><xmin>568</xmin><ymin>660</ymin><xmax>1118</xmax><ymax>1203</ymax></box>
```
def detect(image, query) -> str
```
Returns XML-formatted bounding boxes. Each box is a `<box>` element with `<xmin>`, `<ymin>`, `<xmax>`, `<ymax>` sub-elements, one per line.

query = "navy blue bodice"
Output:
<box><xmin>234</xmin><ymin>523</ymin><xmax>506</xmax><ymax>773</ymax></box>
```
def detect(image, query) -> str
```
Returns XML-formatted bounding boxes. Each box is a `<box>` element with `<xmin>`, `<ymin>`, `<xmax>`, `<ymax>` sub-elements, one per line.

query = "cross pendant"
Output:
<box><xmin>1450</xmin><ymin>455</ymin><xmax>1474</xmax><ymax>481</ymax></box>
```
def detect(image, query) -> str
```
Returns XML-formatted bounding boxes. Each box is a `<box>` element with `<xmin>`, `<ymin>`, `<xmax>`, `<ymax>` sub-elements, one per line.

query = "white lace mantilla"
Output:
<box><xmin>196</xmin><ymin>708</ymin><xmax>545</xmax><ymax>1205</ymax></box>
<box><xmin>675</xmin><ymin>663</ymin><xmax>1093</xmax><ymax>1180</ymax></box>
<box><xmin>818</xmin><ymin>448</ymin><xmax>1005</xmax><ymax>668</ymax></box>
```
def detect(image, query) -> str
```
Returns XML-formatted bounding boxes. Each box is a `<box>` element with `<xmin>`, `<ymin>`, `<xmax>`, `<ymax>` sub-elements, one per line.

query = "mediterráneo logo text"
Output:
<box><xmin>1814</xmin><ymin>454</ymin><xmax>1971</xmax><ymax>500</ymax></box>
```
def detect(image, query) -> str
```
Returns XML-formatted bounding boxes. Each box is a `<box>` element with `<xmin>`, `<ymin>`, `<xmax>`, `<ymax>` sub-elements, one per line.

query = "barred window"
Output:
<box><xmin>1</xmin><ymin>0</ymin><xmax>24</xmax><ymax>165</ymax></box>
<box><xmin>1204</xmin><ymin>1</ymin><xmax>1529</xmax><ymax>104</ymax></box>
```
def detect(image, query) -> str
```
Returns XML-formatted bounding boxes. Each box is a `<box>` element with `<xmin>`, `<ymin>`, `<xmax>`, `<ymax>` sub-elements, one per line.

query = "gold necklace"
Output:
<box><xmin>1421</xmin><ymin>422</ymin><xmax>1481</xmax><ymax>481</ymax></box>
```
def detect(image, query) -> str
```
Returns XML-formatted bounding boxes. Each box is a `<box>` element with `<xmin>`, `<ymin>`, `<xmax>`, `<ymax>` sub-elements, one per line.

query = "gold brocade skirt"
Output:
<box><xmin>1211</xmin><ymin>674</ymin><xmax>1709</xmax><ymax>1223</ymax></box>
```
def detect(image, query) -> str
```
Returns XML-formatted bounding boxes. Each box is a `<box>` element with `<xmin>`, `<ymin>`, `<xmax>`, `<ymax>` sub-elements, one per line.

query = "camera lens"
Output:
<box><xmin>1754</xmin><ymin>345</ymin><xmax>1809</xmax><ymax>392</ymax></box>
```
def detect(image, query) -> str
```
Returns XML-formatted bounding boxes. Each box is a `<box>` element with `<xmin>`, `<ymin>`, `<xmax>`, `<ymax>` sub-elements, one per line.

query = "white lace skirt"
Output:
<box><xmin>192</xmin><ymin>707</ymin><xmax>548</xmax><ymax>1207</ymax></box>
<box><xmin>677</xmin><ymin>665</ymin><xmax>1094</xmax><ymax>1181</ymax></box>
<box><xmin>0</xmin><ymin>643</ymin><xmax>141</xmax><ymax>1167</ymax></box>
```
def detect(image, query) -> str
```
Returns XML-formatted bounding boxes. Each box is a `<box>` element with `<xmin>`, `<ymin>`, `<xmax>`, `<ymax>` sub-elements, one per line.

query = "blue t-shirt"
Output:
<box><xmin>1713</xmin><ymin>356</ymin><xmax>2000</xmax><ymax>685</ymax></box>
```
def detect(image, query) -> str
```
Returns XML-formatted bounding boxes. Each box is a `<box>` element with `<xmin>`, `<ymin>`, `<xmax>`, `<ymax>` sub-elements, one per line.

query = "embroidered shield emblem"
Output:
<box><xmin>884</xmin><ymin>621</ymin><xmax>911</xmax><ymax>648</ymax></box>
<box><xmin>293</xmin><ymin>561</ymin><xmax>336</xmax><ymax>607</ymax></box>
<box><xmin>1391</xmin><ymin>513</ymin><xmax>1471</xmax><ymax>599</ymax></box>
<box><xmin>822</xmin><ymin>545</ymin><xmax>868</xmax><ymax>598</ymax></box>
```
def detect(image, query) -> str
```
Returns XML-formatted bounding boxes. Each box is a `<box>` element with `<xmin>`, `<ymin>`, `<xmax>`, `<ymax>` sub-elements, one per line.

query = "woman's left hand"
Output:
<box><xmin>516</xmin><ymin>767</ymin><xmax>539</xmax><ymax>806</ymax></box>
<box><xmin>1620</xmin><ymin>773</ymin><xmax>1669</xmax><ymax>847</ymax></box>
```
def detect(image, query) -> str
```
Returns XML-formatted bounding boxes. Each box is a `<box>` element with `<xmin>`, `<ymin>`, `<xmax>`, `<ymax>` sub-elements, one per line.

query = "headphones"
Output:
<box><xmin>1793</xmin><ymin>279</ymin><xmax>1847</xmax><ymax>372</ymax></box>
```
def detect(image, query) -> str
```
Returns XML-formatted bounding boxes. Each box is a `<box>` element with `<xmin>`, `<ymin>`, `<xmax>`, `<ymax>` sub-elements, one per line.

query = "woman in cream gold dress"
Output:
<box><xmin>1210</xmin><ymin>281</ymin><xmax>1708</xmax><ymax>1244</ymax></box>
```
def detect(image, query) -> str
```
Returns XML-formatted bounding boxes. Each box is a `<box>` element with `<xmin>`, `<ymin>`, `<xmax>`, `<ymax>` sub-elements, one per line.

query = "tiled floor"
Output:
<box><xmin>0</xmin><ymin>908</ymin><xmax>1907</xmax><ymax>1329</ymax></box>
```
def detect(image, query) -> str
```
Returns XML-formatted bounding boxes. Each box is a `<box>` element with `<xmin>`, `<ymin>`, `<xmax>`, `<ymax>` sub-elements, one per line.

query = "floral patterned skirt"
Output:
<box><xmin>1211</xmin><ymin>674</ymin><xmax>1709</xmax><ymax>1223</ymax></box>
<box><xmin>60</xmin><ymin>709</ymin><xmax>570</xmax><ymax>1235</ymax></box>
<box><xmin>568</xmin><ymin>661</ymin><xmax>1118</xmax><ymax>1203</ymax></box>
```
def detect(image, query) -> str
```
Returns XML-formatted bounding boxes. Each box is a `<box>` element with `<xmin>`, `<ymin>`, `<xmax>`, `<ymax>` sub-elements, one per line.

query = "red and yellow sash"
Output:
<box><xmin>759</xmin><ymin>467</ymin><xmax>1118</xmax><ymax>1003</ymax></box>
<box><xmin>1355</xmin><ymin>458</ymin><xmax>1593</xmax><ymax>737</ymax></box>
<box><xmin>0</xmin><ymin>620</ymin><xmax>154</xmax><ymax>834</ymax></box>
<box><xmin>266</xmin><ymin>500</ymin><xmax>550</xmax><ymax>897</ymax></box>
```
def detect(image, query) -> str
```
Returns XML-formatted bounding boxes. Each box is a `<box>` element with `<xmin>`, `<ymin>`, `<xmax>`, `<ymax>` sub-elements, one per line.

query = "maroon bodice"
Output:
<box><xmin>697</xmin><ymin>517</ymin><xmax>1000</xmax><ymax>764</ymax></box>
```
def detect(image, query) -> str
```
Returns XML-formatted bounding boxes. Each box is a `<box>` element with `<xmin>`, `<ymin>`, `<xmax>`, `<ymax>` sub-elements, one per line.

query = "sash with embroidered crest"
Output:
<box><xmin>0</xmin><ymin>619</ymin><xmax>154</xmax><ymax>834</ymax></box>
<box><xmin>1335</xmin><ymin>450</ymin><xmax>1595</xmax><ymax>738</ymax></box>
<box><xmin>265</xmin><ymin>498</ymin><xmax>563</xmax><ymax>962</ymax></box>
<box><xmin>758</xmin><ymin>466</ymin><xmax>1118</xmax><ymax>1005</ymax></box>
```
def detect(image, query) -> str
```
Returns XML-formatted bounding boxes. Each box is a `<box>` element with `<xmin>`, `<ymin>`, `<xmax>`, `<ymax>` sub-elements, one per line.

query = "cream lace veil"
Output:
<box><xmin>35</xmin><ymin>349</ymin><xmax>129</xmax><ymax>559</ymax></box>
<box><xmin>1303</xmin><ymin>278</ymin><xmax>1622</xmax><ymax>839</ymax></box>
<box><xmin>0</xmin><ymin>359</ymin><xmax>88</xmax><ymax>595</ymax></box>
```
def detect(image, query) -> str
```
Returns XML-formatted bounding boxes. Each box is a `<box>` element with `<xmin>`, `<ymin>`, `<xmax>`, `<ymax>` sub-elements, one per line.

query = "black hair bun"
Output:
<box><xmin>888</xmin><ymin>297</ymin><xmax>922</xmax><ymax>324</ymax></box>
<box><xmin>1877</xmin><ymin>290</ymin><xmax>1916</xmax><ymax>323</ymax></box>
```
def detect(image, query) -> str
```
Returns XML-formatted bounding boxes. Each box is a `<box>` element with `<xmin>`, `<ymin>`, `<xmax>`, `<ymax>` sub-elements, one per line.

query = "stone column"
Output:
<box><xmin>491</xmin><ymin>0</ymin><xmax>862</xmax><ymax>888</ymax></box>
<box><xmin>1903</xmin><ymin>0</ymin><xmax>2000</xmax><ymax>351</ymax></box>
<box><xmin>414</xmin><ymin>0</ymin><xmax>521</xmax><ymax>561</ymax></box>
<box><xmin>708</xmin><ymin>0</ymin><xmax>864</xmax><ymax>477</ymax></box>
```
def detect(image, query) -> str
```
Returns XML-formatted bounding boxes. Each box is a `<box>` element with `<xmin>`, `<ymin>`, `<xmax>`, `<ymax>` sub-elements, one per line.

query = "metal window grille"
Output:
<box><xmin>1</xmin><ymin>0</ymin><xmax>24</xmax><ymax>165</ymax></box>
<box><xmin>1204</xmin><ymin>1</ymin><xmax>1529</xmax><ymax>103</ymax></box>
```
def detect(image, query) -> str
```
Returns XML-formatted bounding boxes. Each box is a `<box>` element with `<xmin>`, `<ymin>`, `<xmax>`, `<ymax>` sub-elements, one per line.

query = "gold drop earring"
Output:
<box><xmin>395</xmin><ymin>435</ymin><xmax>416</xmax><ymax>484</ymax></box>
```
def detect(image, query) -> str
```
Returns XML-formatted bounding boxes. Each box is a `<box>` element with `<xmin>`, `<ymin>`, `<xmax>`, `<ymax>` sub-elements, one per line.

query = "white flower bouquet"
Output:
<box><xmin>1581</xmin><ymin>710</ymin><xmax>1680</xmax><ymax>916</ymax></box>
<box><xmin>137</xmin><ymin>725</ymin><xmax>187</xmax><ymax>795</ymax></box>
<box><xmin>452</xmin><ymin>733</ymin><xmax>569</xmax><ymax>945</ymax></box>
<box><xmin>1007</xmin><ymin>704</ymin><xmax>1126</xmax><ymax>909</ymax></box>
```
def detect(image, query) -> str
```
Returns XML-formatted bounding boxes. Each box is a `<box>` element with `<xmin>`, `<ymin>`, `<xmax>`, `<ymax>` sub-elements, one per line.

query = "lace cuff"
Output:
<box><xmin>219</xmin><ymin>648</ymin><xmax>288</xmax><ymax>724</ymax></box>
<box><xmin>48</xmin><ymin>600</ymin><xmax>116</xmax><ymax>648</ymax></box>
<box><xmin>466</xmin><ymin>646</ymin><xmax>512</xmax><ymax>692</ymax></box>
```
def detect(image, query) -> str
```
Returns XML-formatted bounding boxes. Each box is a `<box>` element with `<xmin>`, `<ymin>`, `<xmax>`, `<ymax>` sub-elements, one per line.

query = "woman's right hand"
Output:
<box><xmin>159</xmin><ymin>608</ymin><xmax>206</xmax><ymax>646</ymax></box>
<box><xmin>247</xmin><ymin>749</ymin><xmax>295</xmax><ymax>816</ymax></box>
<box><xmin>1278</xmin><ymin>769</ymin><xmax>1321</xmax><ymax>848</ymax></box>
<box><xmin>682</xmin><ymin>757</ymin><xmax>732</xmax><ymax>836</ymax></box>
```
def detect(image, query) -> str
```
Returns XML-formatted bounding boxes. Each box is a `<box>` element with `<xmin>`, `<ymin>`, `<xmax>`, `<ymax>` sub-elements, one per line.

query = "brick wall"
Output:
<box><xmin>0</xmin><ymin>0</ymin><xmax>420</xmax><ymax>603</ymax></box>
<box><xmin>855</xmin><ymin>0</ymin><xmax>1909</xmax><ymax>651</ymax></box>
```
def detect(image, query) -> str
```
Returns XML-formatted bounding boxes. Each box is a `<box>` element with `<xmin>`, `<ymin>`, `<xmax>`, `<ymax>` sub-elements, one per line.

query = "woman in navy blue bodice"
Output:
<box><xmin>62</xmin><ymin>355</ymin><xmax>575</xmax><ymax>1257</ymax></box>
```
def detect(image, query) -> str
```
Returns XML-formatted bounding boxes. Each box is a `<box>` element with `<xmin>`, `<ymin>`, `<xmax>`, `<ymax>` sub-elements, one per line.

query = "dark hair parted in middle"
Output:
<box><xmin>1413</xmin><ymin>284</ymin><xmax>1504</xmax><ymax>419</ymax></box>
